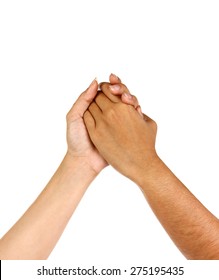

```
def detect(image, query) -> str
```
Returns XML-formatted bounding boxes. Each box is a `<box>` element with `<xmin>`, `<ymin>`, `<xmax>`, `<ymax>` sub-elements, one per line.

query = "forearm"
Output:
<box><xmin>135</xmin><ymin>157</ymin><xmax>219</xmax><ymax>260</ymax></box>
<box><xmin>0</xmin><ymin>153</ymin><xmax>97</xmax><ymax>260</ymax></box>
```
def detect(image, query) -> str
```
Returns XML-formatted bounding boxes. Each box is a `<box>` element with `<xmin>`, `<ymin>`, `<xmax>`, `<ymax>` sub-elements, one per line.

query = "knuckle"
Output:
<box><xmin>132</xmin><ymin>95</ymin><xmax>138</xmax><ymax>103</ymax></box>
<box><xmin>100</xmin><ymin>82</ymin><xmax>109</xmax><ymax>92</ymax></box>
<box><xmin>152</xmin><ymin>119</ymin><xmax>158</xmax><ymax>132</ymax></box>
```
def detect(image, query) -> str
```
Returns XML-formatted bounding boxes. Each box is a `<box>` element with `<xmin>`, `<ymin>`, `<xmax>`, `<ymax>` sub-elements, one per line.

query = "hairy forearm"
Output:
<box><xmin>0</xmin><ymin>153</ymin><xmax>97</xmax><ymax>260</ymax></box>
<box><xmin>135</xmin><ymin>157</ymin><xmax>219</xmax><ymax>260</ymax></box>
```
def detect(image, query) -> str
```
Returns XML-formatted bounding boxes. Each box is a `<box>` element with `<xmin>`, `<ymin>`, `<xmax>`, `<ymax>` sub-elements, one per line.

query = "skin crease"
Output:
<box><xmin>84</xmin><ymin>82</ymin><xmax>219</xmax><ymax>260</ymax></box>
<box><xmin>0</xmin><ymin>74</ymin><xmax>139</xmax><ymax>260</ymax></box>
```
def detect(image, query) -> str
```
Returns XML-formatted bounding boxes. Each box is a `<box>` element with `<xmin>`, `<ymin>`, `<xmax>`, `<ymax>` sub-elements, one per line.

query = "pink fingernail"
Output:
<box><xmin>123</xmin><ymin>92</ymin><xmax>133</xmax><ymax>99</ymax></box>
<box><xmin>109</xmin><ymin>84</ymin><xmax>121</xmax><ymax>92</ymax></box>
<box><xmin>111</xmin><ymin>73</ymin><xmax>120</xmax><ymax>80</ymax></box>
<box><xmin>89</xmin><ymin>78</ymin><xmax>97</xmax><ymax>87</ymax></box>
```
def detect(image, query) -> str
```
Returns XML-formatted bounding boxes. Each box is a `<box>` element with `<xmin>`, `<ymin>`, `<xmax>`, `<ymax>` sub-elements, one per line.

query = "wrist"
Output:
<box><xmin>63</xmin><ymin>152</ymin><xmax>99</xmax><ymax>179</ymax></box>
<box><xmin>131</xmin><ymin>154</ymin><xmax>164</xmax><ymax>187</ymax></box>
<box><xmin>54</xmin><ymin>152</ymin><xmax>99</xmax><ymax>193</ymax></box>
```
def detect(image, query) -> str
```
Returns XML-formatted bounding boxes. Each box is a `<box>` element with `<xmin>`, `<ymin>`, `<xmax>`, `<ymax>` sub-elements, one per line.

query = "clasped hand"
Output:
<box><xmin>66</xmin><ymin>73</ymin><xmax>158</xmax><ymax>183</ymax></box>
<box><xmin>2</xmin><ymin>74</ymin><xmax>218</xmax><ymax>261</ymax></box>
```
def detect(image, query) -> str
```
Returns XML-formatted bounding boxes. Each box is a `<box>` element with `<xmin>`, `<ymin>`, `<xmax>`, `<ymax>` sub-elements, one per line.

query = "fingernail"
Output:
<box><xmin>109</xmin><ymin>84</ymin><xmax>121</xmax><ymax>92</ymax></box>
<box><xmin>123</xmin><ymin>92</ymin><xmax>133</xmax><ymax>99</ymax></box>
<box><xmin>111</xmin><ymin>73</ymin><xmax>120</xmax><ymax>80</ymax></box>
<box><xmin>89</xmin><ymin>78</ymin><xmax>97</xmax><ymax>87</ymax></box>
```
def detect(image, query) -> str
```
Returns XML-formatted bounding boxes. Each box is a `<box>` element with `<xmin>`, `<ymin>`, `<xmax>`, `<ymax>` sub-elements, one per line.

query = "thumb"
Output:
<box><xmin>69</xmin><ymin>79</ymin><xmax>98</xmax><ymax>119</ymax></box>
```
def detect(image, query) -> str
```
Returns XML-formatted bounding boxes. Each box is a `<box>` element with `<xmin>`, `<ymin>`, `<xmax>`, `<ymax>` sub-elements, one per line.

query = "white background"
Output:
<box><xmin>0</xmin><ymin>0</ymin><xmax>219</xmax><ymax>268</ymax></box>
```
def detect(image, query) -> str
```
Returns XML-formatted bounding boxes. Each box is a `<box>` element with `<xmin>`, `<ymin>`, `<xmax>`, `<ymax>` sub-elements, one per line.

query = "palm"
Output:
<box><xmin>66</xmin><ymin>74</ymin><xmax>140</xmax><ymax>174</ymax></box>
<box><xmin>67</xmin><ymin>117</ymin><xmax>95</xmax><ymax>156</ymax></box>
<box><xmin>66</xmin><ymin>107</ymin><xmax>107</xmax><ymax>173</ymax></box>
